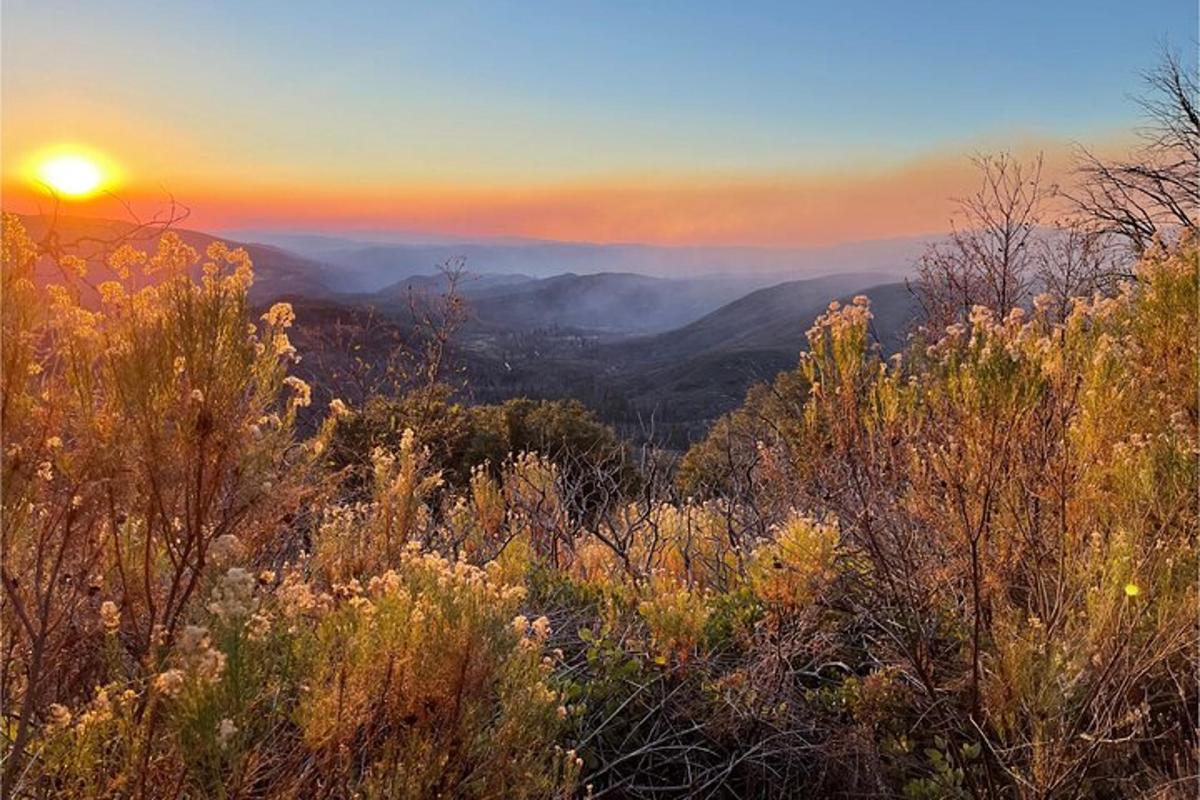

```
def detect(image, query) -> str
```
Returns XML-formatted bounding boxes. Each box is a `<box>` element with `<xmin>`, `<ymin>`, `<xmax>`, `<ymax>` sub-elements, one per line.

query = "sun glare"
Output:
<box><xmin>33</xmin><ymin>152</ymin><xmax>109</xmax><ymax>198</ymax></box>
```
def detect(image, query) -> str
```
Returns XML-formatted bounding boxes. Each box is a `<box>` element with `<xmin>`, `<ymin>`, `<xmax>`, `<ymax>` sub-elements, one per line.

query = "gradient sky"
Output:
<box><xmin>2</xmin><ymin>0</ymin><xmax>1194</xmax><ymax>246</ymax></box>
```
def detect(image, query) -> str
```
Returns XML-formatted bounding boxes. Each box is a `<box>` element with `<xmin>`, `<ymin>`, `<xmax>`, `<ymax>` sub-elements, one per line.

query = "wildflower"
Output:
<box><xmin>108</xmin><ymin>244</ymin><xmax>146</xmax><ymax>279</ymax></box>
<box><xmin>329</xmin><ymin>397</ymin><xmax>350</xmax><ymax>417</ymax></box>
<box><xmin>26</xmin><ymin>362</ymin><xmax>42</xmax><ymax>375</ymax></box>
<box><xmin>37</xmin><ymin>461</ymin><xmax>53</xmax><ymax>482</ymax></box>
<box><xmin>190</xmin><ymin>388</ymin><xmax>205</xmax><ymax>404</ymax></box>
<box><xmin>173</xmin><ymin>356</ymin><xmax>187</xmax><ymax>375</ymax></box>
<box><xmin>78</xmin><ymin>687</ymin><xmax>114</xmax><ymax>728</ymax></box>
<box><xmin>217</xmin><ymin>718</ymin><xmax>237</xmax><ymax>747</ymax></box>
<box><xmin>531</xmin><ymin>616</ymin><xmax>552</xmax><ymax>641</ymax></box>
<box><xmin>99</xmin><ymin>600</ymin><xmax>121</xmax><ymax>634</ymax></box>
<box><xmin>368</xmin><ymin>570</ymin><xmax>401</xmax><ymax>596</ymax></box>
<box><xmin>258</xmin><ymin>570</ymin><xmax>276</xmax><ymax>585</ymax></box>
<box><xmin>209</xmin><ymin>533</ymin><xmax>244</xmax><ymax>565</ymax></box>
<box><xmin>98</xmin><ymin>281</ymin><xmax>126</xmax><ymax>305</ymax></box>
<box><xmin>46</xmin><ymin>703</ymin><xmax>73</xmax><ymax>731</ymax></box>
<box><xmin>45</xmin><ymin>436</ymin><xmax>62</xmax><ymax>449</ymax></box>
<box><xmin>208</xmin><ymin>568</ymin><xmax>258</xmax><ymax>622</ymax></box>
<box><xmin>511</xmin><ymin>615</ymin><xmax>529</xmax><ymax>637</ymax></box>
<box><xmin>246</xmin><ymin>610</ymin><xmax>273</xmax><ymax>642</ymax></box>
<box><xmin>261</xmin><ymin>302</ymin><xmax>295</xmax><ymax>329</ymax></box>
<box><xmin>151</xmin><ymin>624</ymin><xmax>169</xmax><ymax>647</ymax></box>
<box><xmin>196</xmin><ymin>648</ymin><xmax>226</xmax><ymax>684</ymax></box>
<box><xmin>284</xmin><ymin>376</ymin><xmax>312</xmax><ymax>408</ymax></box>
<box><xmin>347</xmin><ymin>595</ymin><xmax>375</xmax><ymax>614</ymax></box>
<box><xmin>57</xmin><ymin>254</ymin><xmax>89</xmax><ymax>278</ymax></box>
<box><xmin>272</xmin><ymin>332</ymin><xmax>296</xmax><ymax>359</ymax></box>
<box><xmin>153</xmin><ymin>669</ymin><xmax>185</xmax><ymax>698</ymax></box>
<box><xmin>1124</xmin><ymin>583</ymin><xmax>1141</xmax><ymax>597</ymax></box>
<box><xmin>179</xmin><ymin>625</ymin><xmax>211</xmax><ymax>654</ymax></box>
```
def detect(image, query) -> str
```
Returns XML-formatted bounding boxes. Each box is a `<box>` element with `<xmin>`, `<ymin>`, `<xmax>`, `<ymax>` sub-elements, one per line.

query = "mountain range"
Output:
<box><xmin>224</xmin><ymin>228</ymin><xmax>925</xmax><ymax>289</ymax></box>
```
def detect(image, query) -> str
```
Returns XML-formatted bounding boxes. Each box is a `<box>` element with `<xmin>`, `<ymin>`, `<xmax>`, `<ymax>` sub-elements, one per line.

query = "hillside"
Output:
<box><xmin>15</xmin><ymin>214</ymin><xmax>333</xmax><ymax>304</ymax></box>
<box><xmin>598</xmin><ymin>280</ymin><xmax>919</xmax><ymax>440</ymax></box>
<box><xmin>364</xmin><ymin>270</ymin><xmax>826</xmax><ymax>336</ymax></box>
<box><xmin>611</xmin><ymin>272</ymin><xmax>908</xmax><ymax>364</ymax></box>
<box><xmin>14</xmin><ymin>214</ymin><xmax>918</xmax><ymax>445</ymax></box>
<box><xmin>463</xmin><ymin>272</ymin><xmax>770</xmax><ymax>334</ymax></box>
<box><xmin>373</xmin><ymin>271</ymin><xmax>535</xmax><ymax>300</ymax></box>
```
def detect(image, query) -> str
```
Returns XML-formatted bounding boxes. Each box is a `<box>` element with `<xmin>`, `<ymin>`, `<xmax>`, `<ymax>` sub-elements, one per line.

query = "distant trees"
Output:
<box><xmin>327</xmin><ymin>390</ymin><xmax>637</xmax><ymax>512</ymax></box>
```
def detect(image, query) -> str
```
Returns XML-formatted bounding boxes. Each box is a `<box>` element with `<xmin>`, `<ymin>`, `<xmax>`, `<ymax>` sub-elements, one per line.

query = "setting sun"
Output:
<box><xmin>34</xmin><ymin>152</ymin><xmax>108</xmax><ymax>198</ymax></box>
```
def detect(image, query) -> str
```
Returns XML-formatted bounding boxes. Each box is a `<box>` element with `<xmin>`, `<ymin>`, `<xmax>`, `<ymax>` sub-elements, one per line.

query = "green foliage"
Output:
<box><xmin>329</xmin><ymin>391</ymin><xmax>636</xmax><ymax>507</ymax></box>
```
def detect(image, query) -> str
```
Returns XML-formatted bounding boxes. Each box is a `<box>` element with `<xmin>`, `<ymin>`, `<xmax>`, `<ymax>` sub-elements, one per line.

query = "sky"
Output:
<box><xmin>2</xmin><ymin>0</ymin><xmax>1195</xmax><ymax>247</ymax></box>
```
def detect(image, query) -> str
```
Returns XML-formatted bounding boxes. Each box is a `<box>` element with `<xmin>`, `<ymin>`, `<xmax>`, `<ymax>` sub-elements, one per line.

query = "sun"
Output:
<box><xmin>32</xmin><ymin>151</ymin><xmax>112</xmax><ymax>199</ymax></box>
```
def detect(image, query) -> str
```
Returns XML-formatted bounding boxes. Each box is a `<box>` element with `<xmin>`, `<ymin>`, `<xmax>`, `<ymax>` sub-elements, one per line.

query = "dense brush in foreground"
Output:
<box><xmin>2</xmin><ymin>214</ymin><xmax>1196</xmax><ymax>799</ymax></box>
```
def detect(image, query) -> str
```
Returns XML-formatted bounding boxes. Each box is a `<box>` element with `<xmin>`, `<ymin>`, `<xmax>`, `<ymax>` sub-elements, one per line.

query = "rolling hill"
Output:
<box><xmin>609</xmin><ymin>272</ymin><xmax>906</xmax><ymax>363</ymax></box>
<box><xmin>14</xmin><ymin>214</ymin><xmax>333</xmax><ymax>304</ymax></box>
<box><xmin>593</xmin><ymin>279</ymin><xmax>919</xmax><ymax>439</ymax></box>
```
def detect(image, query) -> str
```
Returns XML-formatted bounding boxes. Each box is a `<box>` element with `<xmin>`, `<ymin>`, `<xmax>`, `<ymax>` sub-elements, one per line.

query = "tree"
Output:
<box><xmin>1072</xmin><ymin>48</ymin><xmax>1199</xmax><ymax>251</ymax></box>
<box><xmin>911</xmin><ymin>153</ymin><xmax>1049</xmax><ymax>329</ymax></box>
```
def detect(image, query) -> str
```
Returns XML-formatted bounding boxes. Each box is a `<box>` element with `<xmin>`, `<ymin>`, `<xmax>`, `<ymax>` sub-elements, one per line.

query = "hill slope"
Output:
<box><xmin>596</xmin><ymin>280</ymin><xmax>918</xmax><ymax>436</ymax></box>
<box><xmin>14</xmin><ymin>214</ymin><xmax>333</xmax><ymax>304</ymax></box>
<box><xmin>612</xmin><ymin>272</ymin><xmax>905</xmax><ymax>363</ymax></box>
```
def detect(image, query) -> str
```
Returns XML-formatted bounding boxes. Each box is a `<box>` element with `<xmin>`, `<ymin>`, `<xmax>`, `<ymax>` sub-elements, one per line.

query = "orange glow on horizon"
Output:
<box><xmin>1</xmin><ymin>137</ymin><xmax>1102</xmax><ymax>248</ymax></box>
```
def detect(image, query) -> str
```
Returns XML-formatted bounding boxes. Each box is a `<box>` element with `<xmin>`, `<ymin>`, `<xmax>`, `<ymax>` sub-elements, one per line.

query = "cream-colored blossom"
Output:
<box><xmin>153</xmin><ymin>669</ymin><xmax>185</xmax><ymax>697</ymax></box>
<box><xmin>99</xmin><ymin>601</ymin><xmax>120</xmax><ymax>634</ymax></box>
<box><xmin>262</xmin><ymin>302</ymin><xmax>295</xmax><ymax>329</ymax></box>
<box><xmin>284</xmin><ymin>376</ymin><xmax>312</xmax><ymax>408</ymax></box>
<box><xmin>217</xmin><ymin>717</ymin><xmax>238</xmax><ymax>746</ymax></box>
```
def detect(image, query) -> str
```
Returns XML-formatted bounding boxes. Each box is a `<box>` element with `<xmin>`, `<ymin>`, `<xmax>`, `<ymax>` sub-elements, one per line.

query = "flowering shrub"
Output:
<box><xmin>0</xmin><ymin>216</ymin><xmax>575</xmax><ymax>799</ymax></box>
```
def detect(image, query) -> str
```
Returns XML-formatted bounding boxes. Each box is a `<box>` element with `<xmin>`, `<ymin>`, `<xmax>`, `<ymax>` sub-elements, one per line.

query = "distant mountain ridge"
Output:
<box><xmin>228</xmin><ymin>229</ymin><xmax>924</xmax><ymax>291</ymax></box>
<box><xmin>459</xmin><ymin>272</ymin><xmax>782</xmax><ymax>334</ymax></box>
